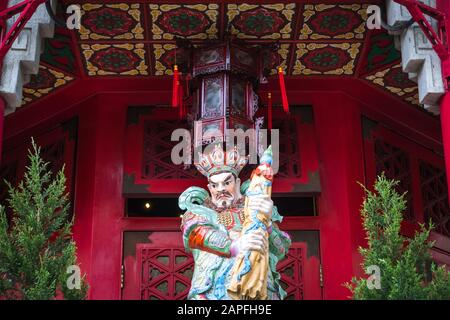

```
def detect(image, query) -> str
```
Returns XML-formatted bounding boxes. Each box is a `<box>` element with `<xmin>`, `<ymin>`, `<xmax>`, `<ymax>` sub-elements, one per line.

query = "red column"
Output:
<box><xmin>86</xmin><ymin>93</ymin><xmax>126</xmax><ymax>299</ymax></box>
<box><xmin>0</xmin><ymin>97</ymin><xmax>4</xmax><ymax>162</ymax></box>
<box><xmin>441</xmin><ymin>95</ymin><xmax>450</xmax><ymax>201</ymax></box>
<box><xmin>437</xmin><ymin>0</ymin><xmax>450</xmax><ymax>203</ymax></box>
<box><xmin>71</xmin><ymin>95</ymin><xmax>100</xmax><ymax>298</ymax></box>
<box><xmin>313</xmin><ymin>93</ymin><xmax>366</xmax><ymax>299</ymax></box>
<box><xmin>72</xmin><ymin>93</ymin><xmax>127</xmax><ymax>299</ymax></box>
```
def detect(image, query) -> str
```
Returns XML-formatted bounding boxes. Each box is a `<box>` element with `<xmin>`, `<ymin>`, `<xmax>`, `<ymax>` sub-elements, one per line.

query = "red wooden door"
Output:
<box><xmin>121</xmin><ymin>230</ymin><xmax>322</xmax><ymax>300</ymax></box>
<box><xmin>136</xmin><ymin>245</ymin><xmax>194</xmax><ymax>300</ymax></box>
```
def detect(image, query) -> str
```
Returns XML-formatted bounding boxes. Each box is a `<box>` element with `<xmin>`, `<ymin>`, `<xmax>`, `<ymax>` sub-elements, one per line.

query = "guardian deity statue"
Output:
<box><xmin>179</xmin><ymin>145</ymin><xmax>291</xmax><ymax>300</ymax></box>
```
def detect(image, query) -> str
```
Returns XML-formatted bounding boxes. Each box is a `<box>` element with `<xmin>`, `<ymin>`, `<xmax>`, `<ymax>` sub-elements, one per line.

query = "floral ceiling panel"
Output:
<box><xmin>22</xmin><ymin>65</ymin><xmax>74</xmax><ymax>105</ymax></box>
<box><xmin>81</xmin><ymin>43</ymin><xmax>148</xmax><ymax>76</ymax></box>
<box><xmin>21</xmin><ymin>1</ymin><xmax>424</xmax><ymax>110</ymax></box>
<box><xmin>227</xmin><ymin>3</ymin><xmax>296</xmax><ymax>40</ymax></box>
<box><xmin>365</xmin><ymin>63</ymin><xmax>420</xmax><ymax>106</ymax></box>
<box><xmin>149</xmin><ymin>4</ymin><xmax>219</xmax><ymax>40</ymax></box>
<box><xmin>299</xmin><ymin>4</ymin><xmax>368</xmax><ymax>40</ymax></box>
<box><xmin>79</xmin><ymin>3</ymin><xmax>144</xmax><ymax>40</ymax></box>
<box><xmin>292</xmin><ymin>43</ymin><xmax>361</xmax><ymax>75</ymax></box>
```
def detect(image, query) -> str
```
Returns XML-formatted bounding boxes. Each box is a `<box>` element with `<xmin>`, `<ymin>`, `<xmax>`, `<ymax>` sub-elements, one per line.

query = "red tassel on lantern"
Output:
<box><xmin>278</xmin><ymin>66</ymin><xmax>289</xmax><ymax>114</ymax></box>
<box><xmin>178</xmin><ymin>81</ymin><xmax>185</xmax><ymax>120</ymax></box>
<box><xmin>172</xmin><ymin>64</ymin><xmax>179</xmax><ymax>108</ymax></box>
<box><xmin>268</xmin><ymin>92</ymin><xmax>272</xmax><ymax>131</ymax></box>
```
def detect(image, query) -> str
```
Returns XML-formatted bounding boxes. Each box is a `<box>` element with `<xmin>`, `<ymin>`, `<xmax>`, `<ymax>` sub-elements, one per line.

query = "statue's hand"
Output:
<box><xmin>230</xmin><ymin>229</ymin><xmax>268</xmax><ymax>257</ymax></box>
<box><xmin>248</xmin><ymin>195</ymin><xmax>273</xmax><ymax>218</ymax></box>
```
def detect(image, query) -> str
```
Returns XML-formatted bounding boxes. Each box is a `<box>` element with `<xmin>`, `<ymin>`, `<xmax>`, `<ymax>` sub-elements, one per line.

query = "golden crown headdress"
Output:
<box><xmin>195</xmin><ymin>144</ymin><xmax>248</xmax><ymax>178</ymax></box>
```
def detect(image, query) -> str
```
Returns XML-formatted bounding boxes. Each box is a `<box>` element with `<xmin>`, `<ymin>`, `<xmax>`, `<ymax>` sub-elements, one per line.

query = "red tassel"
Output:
<box><xmin>172</xmin><ymin>64</ymin><xmax>179</xmax><ymax>108</ymax></box>
<box><xmin>278</xmin><ymin>66</ymin><xmax>289</xmax><ymax>114</ymax></box>
<box><xmin>178</xmin><ymin>81</ymin><xmax>184</xmax><ymax>120</ymax></box>
<box><xmin>268</xmin><ymin>92</ymin><xmax>272</xmax><ymax>130</ymax></box>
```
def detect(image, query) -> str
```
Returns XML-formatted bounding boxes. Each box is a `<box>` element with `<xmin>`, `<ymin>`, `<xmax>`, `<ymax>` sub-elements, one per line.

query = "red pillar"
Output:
<box><xmin>72</xmin><ymin>93</ymin><xmax>127</xmax><ymax>299</ymax></box>
<box><xmin>86</xmin><ymin>93</ymin><xmax>126</xmax><ymax>299</ymax></box>
<box><xmin>0</xmin><ymin>97</ymin><xmax>4</xmax><ymax>162</ymax></box>
<box><xmin>437</xmin><ymin>0</ymin><xmax>450</xmax><ymax>203</ymax></box>
<box><xmin>441</xmin><ymin>95</ymin><xmax>450</xmax><ymax>200</ymax></box>
<box><xmin>71</xmin><ymin>96</ymin><xmax>100</xmax><ymax>298</ymax></box>
<box><xmin>313</xmin><ymin>93</ymin><xmax>366</xmax><ymax>299</ymax></box>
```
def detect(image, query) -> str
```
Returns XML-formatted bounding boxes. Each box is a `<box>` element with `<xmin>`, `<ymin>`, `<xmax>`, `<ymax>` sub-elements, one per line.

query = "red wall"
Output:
<box><xmin>1</xmin><ymin>77</ymin><xmax>442</xmax><ymax>299</ymax></box>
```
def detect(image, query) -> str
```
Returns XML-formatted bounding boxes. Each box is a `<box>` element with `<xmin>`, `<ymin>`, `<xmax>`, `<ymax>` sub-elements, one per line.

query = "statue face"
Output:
<box><xmin>207</xmin><ymin>172</ymin><xmax>242</xmax><ymax>209</ymax></box>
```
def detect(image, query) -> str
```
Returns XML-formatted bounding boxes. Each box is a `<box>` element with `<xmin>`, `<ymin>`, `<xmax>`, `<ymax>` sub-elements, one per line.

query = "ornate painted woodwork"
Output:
<box><xmin>79</xmin><ymin>3</ymin><xmax>144</xmax><ymax>40</ymax></box>
<box><xmin>299</xmin><ymin>4</ymin><xmax>368</xmax><ymax>40</ymax></box>
<box><xmin>293</xmin><ymin>42</ymin><xmax>361</xmax><ymax>75</ymax></box>
<box><xmin>149</xmin><ymin>4</ymin><xmax>219</xmax><ymax>40</ymax></box>
<box><xmin>15</xmin><ymin>1</ymin><xmax>423</xmax><ymax>112</ymax></box>
<box><xmin>81</xmin><ymin>43</ymin><xmax>148</xmax><ymax>76</ymax></box>
<box><xmin>21</xmin><ymin>65</ymin><xmax>74</xmax><ymax>106</ymax></box>
<box><xmin>365</xmin><ymin>63</ymin><xmax>420</xmax><ymax>106</ymax></box>
<box><xmin>227</xmin><ymin>3</ymin><xmax>295</xmax><ymax>40</ymax></box>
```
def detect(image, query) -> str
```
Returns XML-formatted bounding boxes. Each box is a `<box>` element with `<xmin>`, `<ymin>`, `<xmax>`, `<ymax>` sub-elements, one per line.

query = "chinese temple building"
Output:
<box><xmin>1</xmin><ymin>0</ymin><xmax>450</xmax><ymax>300</ymax></box>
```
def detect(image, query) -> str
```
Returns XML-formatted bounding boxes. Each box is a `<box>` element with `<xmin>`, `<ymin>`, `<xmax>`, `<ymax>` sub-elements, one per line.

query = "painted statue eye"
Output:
<box><xmin>212</xmin><ymin>184</ymin><xmax>218</xmax><ymax>189</ymax></box>
<box><xmin>225</xmin><ymin>181</ymin><xmax>231</xmax><ymax>186</ymax></box>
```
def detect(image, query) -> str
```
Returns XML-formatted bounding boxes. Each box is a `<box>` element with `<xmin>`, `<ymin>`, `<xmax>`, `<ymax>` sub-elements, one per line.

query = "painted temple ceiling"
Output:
<box><xmin>21</xmin><ymin>1</ymin><xmax>422</xmax><ymax>111</ymax></box>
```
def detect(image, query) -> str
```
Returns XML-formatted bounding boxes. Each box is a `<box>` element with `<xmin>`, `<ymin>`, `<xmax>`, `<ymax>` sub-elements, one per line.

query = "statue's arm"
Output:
<box><xmin>181</xmin><ymin>212</ymin><xmax>232</xmax><ymax>257</ymax></box>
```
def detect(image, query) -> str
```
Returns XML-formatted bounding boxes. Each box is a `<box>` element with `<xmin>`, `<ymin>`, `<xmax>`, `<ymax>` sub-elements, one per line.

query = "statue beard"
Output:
<box><xmin>214</xmin><ymin>191</ymin><xmax>235</xmax><ymax>209</ymax></box>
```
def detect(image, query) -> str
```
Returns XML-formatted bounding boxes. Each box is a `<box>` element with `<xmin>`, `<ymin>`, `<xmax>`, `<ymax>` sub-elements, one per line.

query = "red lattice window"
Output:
<box><xmin>129</xmin><ymin>241</ymin><xmax>320</xmax><ymax>300</ymax></box>
<box><xmin>140</xmin><ymin>117</ymin><xmax>301</xmax><ymax>180</ymax></box>
<box><xmin>278</xmin><ymin>245</ymin><xmax>305</xmax><ymax>300</ymax></box>
<box><xmin>136</xmin><ymin>245</ymin><xmax>194</xmax><ymax>300</ymax></box>
<box><xmin>124</xmin><ymin>106</ymin><xmax>319</xmax><ymax>195</ymax></box>
<box><xmin>374</xmin><ymin>138</ymin><xmax>414</xmax><ymax>220</ymax></box>
<box><xmin>142</xmin><ymin>120</ymin><xmax>202</xmax><ymax>180</ymax></box>
<box><xmin>420</xmin><ymin>161</ymin><xmax>450</xmax><ymax>237</ymax></box>
<box><xmin>41</xmin><ymin>139</ymin><xmax>65</xmax><ymax>176</ymax></box>
<box><xmin>0</xmin><ymin>119</ymin><xmax>77</xmax><ymax>221</ymax></box>
<box><xmin>274</xmin><ymin>118</ymin><xmax>301</xmax><ymax>179</ymax></box>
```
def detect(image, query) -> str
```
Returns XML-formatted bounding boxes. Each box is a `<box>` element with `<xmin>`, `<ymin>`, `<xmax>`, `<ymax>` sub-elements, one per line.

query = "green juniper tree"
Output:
<box><xmin>0</xmin><ymin>139</ymin><xmax>88</xmax><ymax>299</ymax></box>
<box><xmin>346</xmin><ymin>174</ymin><xmax>450</xmax><ymax>300</ymax></box>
